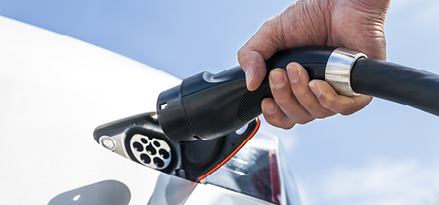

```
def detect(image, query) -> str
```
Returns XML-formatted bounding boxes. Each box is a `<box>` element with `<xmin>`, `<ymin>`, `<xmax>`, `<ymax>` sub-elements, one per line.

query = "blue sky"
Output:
<box><xmin>1</xmin><ymin>0</ymin><xmax>439</xmax><ymax>204</ymax></box>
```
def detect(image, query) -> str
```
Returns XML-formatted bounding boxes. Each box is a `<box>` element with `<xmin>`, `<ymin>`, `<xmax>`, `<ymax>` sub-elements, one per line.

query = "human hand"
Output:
<box><xmin>238</xmin><ymin>0</ymin><xmax>390</xmax><ymax>129</ymax></box>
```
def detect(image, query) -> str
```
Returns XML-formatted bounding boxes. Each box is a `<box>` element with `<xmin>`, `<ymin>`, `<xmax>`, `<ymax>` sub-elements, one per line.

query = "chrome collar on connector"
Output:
<box><xmin>325</xmin><ymin>48</ymin><xmax>367</xmax><ymax>96</ymax></box>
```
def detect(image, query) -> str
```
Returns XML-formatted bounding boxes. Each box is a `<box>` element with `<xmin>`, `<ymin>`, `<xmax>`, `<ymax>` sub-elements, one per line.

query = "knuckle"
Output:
<box><xmin>320</xmin><ymin>95</ymin><xmax>337</xmax><ymax>109</ymax></box>
<box><xmin>264</xmin><ymin>115</ymin><xmax>281</xmax><ymax>126</ymax></box>
<box><xmin>262</xmin><ymin>107</ymin><xmax>280</xmax><ymax>120</ymax></box>
<box><xmin>313</xmin><ymin>111</ymin><xmax>330</xmax><ymax>119</ymax></box>
<box><xmin>280</xmin><ymin>124</ymin><xmax>295</xmax><ymax>130</ymax></box>
<box><xmin>263</xmin><ymin>107</ymin><xmax>296</xmax><ymax>130</ymax></box>
<box><xmin>339</xmin><ymin>103</ymin><xmax>362</xmax><ymax>115</ymax></box>
<box><xmin>237</xmin><ymin>48</ymin><xmax>246</xmax><ymax>58</ymax></box>
<box><xmin>272</xmin><ymin>91</ymin><xmax>291</xmax><ymax>105</ymax></box>
<box><xmin>295</xmin><ymin>116</ymin><xmax>314</xmax><ymax>125</ymax></box>
<box><xmin>262</xmin><ymin>18</ymin><xmax>275</xmax><ymax>27</ymax></box>
<box><xmin>237</xmin><ymin>48</ymin><xmax>250</xmax><ymax>63</ymax></box>
<box><xmin>292</xmin><ymin>85</ymin><xmax>308</xmax><ymax>96</ymax></box>
<box><xmin>337</xmin><ymin>100</ymin><xmax>359</xmax><ymax>115</ymax></box>
<box><xmin>266</xmin><ymin>118</ymin><xmax>295</xmax><ymax>130</ymax></box>
<box><xmin>339</xmin><ymin>109</ymin><xmax>357</xmax><ymax>116</ymax></box>
<box><xmin>274</xmin><ymin>95</ymin><xmax>290</xmax><ymax>106</ymax></box>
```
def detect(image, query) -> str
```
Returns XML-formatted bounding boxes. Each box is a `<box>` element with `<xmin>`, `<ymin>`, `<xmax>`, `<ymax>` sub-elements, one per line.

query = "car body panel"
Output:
<box><xmin>0</xmin><ymin>16</ymin><xmax>297</xmax><ymax>204</ymax></box>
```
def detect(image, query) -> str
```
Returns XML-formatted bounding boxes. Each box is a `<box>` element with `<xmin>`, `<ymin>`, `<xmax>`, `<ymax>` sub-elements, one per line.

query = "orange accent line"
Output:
<box><xmin>196</xmin><ymin>118</ymin><xmax>261</xmax><ymax>183</ymax></box>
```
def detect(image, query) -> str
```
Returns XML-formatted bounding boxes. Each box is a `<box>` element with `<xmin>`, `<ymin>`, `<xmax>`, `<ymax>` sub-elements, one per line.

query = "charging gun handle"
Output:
<box><xmin>157</xmin><ymin>46</ymin><xmax>368</xmax><ymax>142</ymax></box>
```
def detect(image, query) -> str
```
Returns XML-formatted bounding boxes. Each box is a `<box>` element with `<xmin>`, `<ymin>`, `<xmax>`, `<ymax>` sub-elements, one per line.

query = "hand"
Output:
<box><xmin>238</xmin><ymin>0</ymin><xmax>390</xmax><ymax>129</ymax></box>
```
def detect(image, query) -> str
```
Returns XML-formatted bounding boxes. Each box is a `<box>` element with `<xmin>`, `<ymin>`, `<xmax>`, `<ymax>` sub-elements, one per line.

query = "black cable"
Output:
<box><xmin>351</xmin><ymin>58</ymin><xmax>439</xmax><ymax>116</ymax></box>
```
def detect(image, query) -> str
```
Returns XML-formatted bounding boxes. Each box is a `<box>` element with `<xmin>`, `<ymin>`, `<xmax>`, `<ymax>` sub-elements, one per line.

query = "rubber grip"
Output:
<box><xmin>236</xmin><ymin>47</ymin><xmax>336</xmax><ymax>121</ymax></box>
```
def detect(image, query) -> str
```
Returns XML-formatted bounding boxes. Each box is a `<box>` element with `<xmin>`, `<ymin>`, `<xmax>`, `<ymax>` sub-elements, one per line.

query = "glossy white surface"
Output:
<box><xmin>186</xmin><ymin>183</ymin><xmax>274</xmax><ymax>205</ymax></box>
<box><xmin>0</xmin><ymin>15</ymin><xmax>281</xmax><ymax>205</ymax></box>
<box><xmin>0</xmin><ymin>16</ymin><xmax>181</xmax><ymax>204</ymax></box>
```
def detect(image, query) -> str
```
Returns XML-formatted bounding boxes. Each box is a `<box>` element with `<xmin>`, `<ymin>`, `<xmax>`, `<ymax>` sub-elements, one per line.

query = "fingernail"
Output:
<box><xmin>245</xmin><ymin>69</ymin><xmax>252</xmax><ymax>88</ymax></box>
<box><xmin>262</xmin><ymin>101</ymin><xmax>275</xmax><ymax>114</ymax></box>
<box><xmin>270</xmin><ymin>70</ymin><xmax>285</xmax><ymax>89</ymax></box>
<box><xmin>309</xmin><ymin>82</ymin><xmax>321</xmax><ymax>97</ymax></box>
<box><xmin>287</xmin><ymin>63</ymin><xmax>299</xmax><ymax>84</ymax></box>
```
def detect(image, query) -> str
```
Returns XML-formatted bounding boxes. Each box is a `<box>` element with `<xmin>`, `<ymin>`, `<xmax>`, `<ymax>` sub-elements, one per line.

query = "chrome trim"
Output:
<box><xmin>99</xmin><ymin>136</ymin><xmax>117</xmax><ymax>151</ymax></box>
<box><xmin>325</xmin><ymin>48</ymin><xmax>367</xmax><ymax>96</ymax></box>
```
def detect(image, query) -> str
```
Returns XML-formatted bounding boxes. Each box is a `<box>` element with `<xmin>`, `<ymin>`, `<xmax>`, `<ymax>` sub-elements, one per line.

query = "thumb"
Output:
<box><xmin>238</xmin><ymin>19</ymin><xmax>284</xmax><ymax>91</ymax></box>
<box><xmin>237</xmin><ymin>50</ymin><xmax>267</xmax><ymax>91</ymax></box>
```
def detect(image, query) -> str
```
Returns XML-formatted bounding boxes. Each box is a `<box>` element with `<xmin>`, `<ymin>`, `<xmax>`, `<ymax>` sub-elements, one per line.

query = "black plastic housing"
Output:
<box><xmin>157</xmin><ymin>46</ymin><xmax>336</xmax><ymax>143</ymax></box>
<box><xmin>93</xmin><ymin>112</ymin><xmax>260</xmax><ymax>182</ymax></box>
<box><xmin>93</xmin><ymin>113</ymin><xmax>179</xmax><ymax>174</ymax></box>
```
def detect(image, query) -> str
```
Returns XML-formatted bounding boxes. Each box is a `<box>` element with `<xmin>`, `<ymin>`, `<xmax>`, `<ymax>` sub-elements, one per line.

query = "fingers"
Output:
<box><xmin>262</xmin><ymin>63</ymin><xmax>373</xmax><ymax>129</ymax></box>
<box><xmin>286</xmin><ymin>63</ymin><xmax>336</xmax><ymax>119</ymax></box>
<box><xmin>261</xmin><ymin>98</ymin><xmax>296</xmax><ymax>129</ymax></box>
<box><xmin>262</xmin><ymin>68</ymin><xmax>315</xmax><ymax>129</ymax></box>
<box><xmin>309</xmin><ymin>80</ymin><xmax>373</xmax><ymax>115</ymax></box>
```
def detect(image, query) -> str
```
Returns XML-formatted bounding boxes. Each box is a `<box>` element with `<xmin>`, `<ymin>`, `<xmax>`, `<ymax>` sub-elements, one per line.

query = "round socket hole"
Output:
<box><xmin>146</xmin><ymin>144</ymin><xmax>157</xmax><ymax>155</ymax></box>
<box><xmin>141</xmin><ymin>138</ymin><xmax>148</xmax><ymax>144</ymax></box>
<box><xmin>140</xmin><ymin>154</ymin><xmax>151</xmax><ymax>164</ymax></box>
<box><xmin>154</xmin><ymin>157</ymin><xmax>164</xmax><ymax>168</ymax></box>
<box><xmin>132</xmin><ymin>142</ymin><xmax>143</xmax><ymax>152</ymax></box>
<box><xmin>159</xmin><ymin>149</ymin><xmax>169</xmax><ymax>159</ymax></box>
<box><xmin>153</xmin><ymin>141</ymin><xmax>160</xmax><ymax>147</ymax></box>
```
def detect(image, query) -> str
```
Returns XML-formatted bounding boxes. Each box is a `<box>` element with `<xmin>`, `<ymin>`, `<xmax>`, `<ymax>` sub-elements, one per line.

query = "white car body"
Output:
<box><xmin>0</xmin><ymin>16</ymin><xmax>298</xmax><ymax>205</ymax></box>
